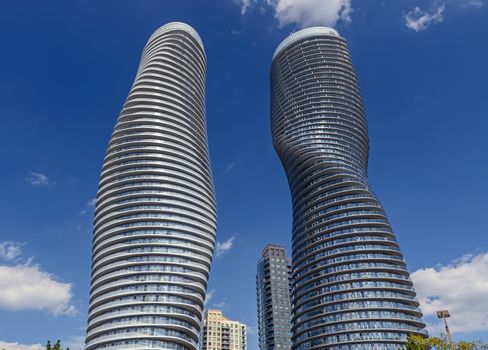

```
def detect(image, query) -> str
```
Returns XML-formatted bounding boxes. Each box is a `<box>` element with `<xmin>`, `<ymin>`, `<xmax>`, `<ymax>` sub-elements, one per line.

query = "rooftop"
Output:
<box><xmin>272</xmin><ymin>27</ymin><xmax>341</xmax><ymax>60</ymax></box>
<box><xmin>147</xmin><ymin>21</ymin><xmax>204</xmax><ymax>49</ymax></box>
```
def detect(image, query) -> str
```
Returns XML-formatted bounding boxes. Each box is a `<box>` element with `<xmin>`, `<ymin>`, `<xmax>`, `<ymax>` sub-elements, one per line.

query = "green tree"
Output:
<box><xmin>406</xmin><ymin>334</ymin><xmax>487</xmax><ymax>350</ymax></box>
<box><xmin>406</xmin><ymin>335</ymin><xmax>430</xmax><ymax>350</ymax></box>
<box><xmin>45</xmin><ymin>340</ymin><xmax>69</xmax><ymax>350</ymax></box>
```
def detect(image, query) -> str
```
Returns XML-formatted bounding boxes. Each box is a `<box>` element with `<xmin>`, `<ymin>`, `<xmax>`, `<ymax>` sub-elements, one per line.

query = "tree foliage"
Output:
<box><xmin>46</xmin><ymin>340</ymin><xmax>69</xmax><ymax>350</ymax></box>
<box><xmin>407</xmin><ymin>334</ymin><xmax>488</xmax><ymax>350</ymax></box>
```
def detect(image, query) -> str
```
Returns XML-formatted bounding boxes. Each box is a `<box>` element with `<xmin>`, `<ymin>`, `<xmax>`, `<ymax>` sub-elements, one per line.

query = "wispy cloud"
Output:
<box><xmin>212</xmin><ymin>301</ymin><xmax>229</xmax><ymax>309</ymax></box>
<box><xmin>0</xmin><ymin>241</ymin><xmax>23</xmax><ymax>262</ymax></box>
<box><xmin>27</xmin><ymin>172</ymin><xmax>56</xmax><ymax>188</ymax></box>
<box><xmin>64</xmin><ymin>335</ymin><xmax>85</xmax><ymax>350</ymax></box>
<box><xmin>404</xmin><ymin>0</ymin><xmax>482</xmax><ymax>32</ymax></box>
<box><xmin>239</xmin><ymin>0</ymin><xmax>480</xmax><ymax>30</ymax></box>
<box><xmin>236</xmin><ymin>0</ymin><xmax>353</xmax><ymax>28</ymax></box>
<box><xmin>460</xmin><ymin>0</ymin><xmax>484</xmax><ymax>8</ymax></box>
<box><xmin>215</xmin><ymin>237</ymin><xmax>236</xmax><ymax>257</ymax></box>
<box><xmin>205</xmin><ymin>291</ymin><xmax>230</xmax><ymax>310</ymax></box>
<box><xmin>204</xmin><ymin>289</ymin><xmax>215</xmax><ymax>306</ymax></box>
<box><xmin>223</xmin><ymin>162</ymin><xmax>237</xmax><ymax>174</ymax></box>
<box><xmin>411</xmin><ymin>251</ymin><xmax>488</xmax><ymax>333</ymax></box>
<box><xmin>0</xmin><ymin>336</ymin><xmax>84</xmax><ymax>350</ymax></box>
<box><xmin>80</xmin><ymin>198</ymin><xmax>97</xmax><ymax>215</ymax></box>
<box><xmin>0</xmin><ymin>241</ymin><xmax>77</xmax><ymax>316</ymax></box>
<box><xmin>239</xmin><ymin>0</ymin><xmax>252</xmax><ymax>14</ymax></box>
<box><xmin>405</xmin><ymin>4</ymin><xmax>445</xmax><ymax>31</ymax></box>
<box><xmin>0</xmin><ymin>341</ymin><xmax>43</xmax><ymax>350</ymax></box>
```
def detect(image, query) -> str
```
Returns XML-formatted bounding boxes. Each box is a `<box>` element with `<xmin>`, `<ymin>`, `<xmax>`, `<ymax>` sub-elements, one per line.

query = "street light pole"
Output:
<box><xmin>437</xmin><ymin>310</ymin><xmax>454</xmax><ymax>350</ymax></box>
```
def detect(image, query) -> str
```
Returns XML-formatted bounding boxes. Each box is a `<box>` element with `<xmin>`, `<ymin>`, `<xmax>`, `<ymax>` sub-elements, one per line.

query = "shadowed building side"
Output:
<box><xmin>256</xmin><ymin>245</ymin><xmax>293</xmax><ymax>350</ymax></box>
<box><xmin>85</xmin><ymin>22</ymin><xmax>216</xmax><ymax>350</ymax></box>
<box><xmin>270</xmin><ymin>27</ymin><xmax>427</xmax><ymax>350</ymax></box>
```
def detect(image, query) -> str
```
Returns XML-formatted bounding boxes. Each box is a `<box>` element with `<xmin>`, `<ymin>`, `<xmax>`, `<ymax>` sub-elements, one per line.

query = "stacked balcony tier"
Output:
<box><xmin>85</xmin><ymin>22</ymin><xmax>216</xmax><ymax>350</ymax></box>
<box><xmin>270</xmin><ymin>27</ymin><xmax>427</xmax><ymax>350</ymax></box>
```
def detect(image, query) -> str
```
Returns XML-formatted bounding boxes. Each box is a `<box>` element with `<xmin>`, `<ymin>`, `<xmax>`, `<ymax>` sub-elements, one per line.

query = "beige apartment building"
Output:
<box><xmin>200</xmin><ymin>309</ymin><xmax>247</xmax><ymax>350</ymax></box>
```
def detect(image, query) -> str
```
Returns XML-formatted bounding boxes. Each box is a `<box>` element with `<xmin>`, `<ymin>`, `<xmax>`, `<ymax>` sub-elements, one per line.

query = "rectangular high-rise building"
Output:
<box><xmin>200</xmin><ymin>309</ymin><xmax>247</xmax><ymax>350</ymax></box>
<box><xmin>256</xmin><ymin>245</ymin><xmax>292</xmax><ymax>350</ymax></box>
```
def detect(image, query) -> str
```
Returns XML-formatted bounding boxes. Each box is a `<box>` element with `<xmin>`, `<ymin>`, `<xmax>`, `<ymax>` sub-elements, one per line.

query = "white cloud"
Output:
<box><xmin>0</xmin><ymin>341</ymin><xmax>43</xmax><ymax>350</ymax></box>
<box><xmin>236</xmin><ymin>0</ymin><xmax>353</xmax><ymax>28</ymax></box>
<box><xmin>204</xmin><ymin>289</ymin><xmax>215</xmax><ymax>306</ymax></box>
<box><xmin>405</xmin><ymin>0</ymin><xmax>484</xmax><ymax>32</ymax></box>
<box><xmin>0</xmin><ymin>337</ymin><xmax>84</xmax><ymax>350</ymax></box>
<box><xmin>64</xmin><ymin>336</ymin><xmax>85</xmax><ymax>350</ymax></box>
<box><xmin>0</xmin><ymin>241</ymin><xmax>23</xmax><ymax>262</ymax></box>
<box><xmin>0</xmin><ymin>264</ymin><xmax>77</xmax><ymax>316</ymax></box>
<box><xmin>215</xmin><ymin>237</ymin><xmax>236</xmax><ymax>257</ymax></box>
<box><xmin>80</xmin><ymin>198</ymin><xmax>97</xmax><ymax>215</ymax></box>
<box><xmin>27</xmin><ymin>172</ymin><xmax>55</xmax><ymax>188</ymax></box>
<box><xmin>273</xmin><ymin>0</ymin><xmax>352</xmax><ymax>27</ymax></box>
<box><xmin>0</xmin><ymin>241</ymin><xmax>77</xmax><ymax>316</ymax></box>
<box><xmin>411</xmin><ymin>252</ymin><xmax>488</xmax><ymax>333</ymax></box>
<box><xmin>460</xmin><ymin>0</ymin><xmax>483</xmax><ymax>8</ymax></box>
<box><xmin>405</xmin><ymin>4</ymin><xmax>445</xmax><ymax>31</ymax></box>
<box><xmin>212</xmin><ymin>301</ymin><xmax>229</xmax><ymax>309</ymax></box>
<box><xmin>239</xmin><ymin>0</ymin><xmax>252</xmax><ymax>14</ymax></box>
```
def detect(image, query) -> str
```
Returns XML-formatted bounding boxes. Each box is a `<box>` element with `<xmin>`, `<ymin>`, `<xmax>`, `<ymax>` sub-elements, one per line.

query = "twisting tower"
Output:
<box><xmin>85</xmin><ymin>22</ymin><xmax>216</xmax><ymax>350</ymax></box>
<box><xmin>270</xmin><ymin>27</ymin><xmax>426</xmax><ymax>350</ymax></box>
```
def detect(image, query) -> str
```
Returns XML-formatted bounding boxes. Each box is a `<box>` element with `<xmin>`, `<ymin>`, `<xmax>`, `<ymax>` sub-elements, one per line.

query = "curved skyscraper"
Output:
<box><xmin>85</xmin><ymin>22</ymin><xmax>216</xmax><ymax>350</ymax></box>
<box><xmin>270</xmin><ymin>28</ymin><xmax>426</xmax><ymax>350</ymax></box>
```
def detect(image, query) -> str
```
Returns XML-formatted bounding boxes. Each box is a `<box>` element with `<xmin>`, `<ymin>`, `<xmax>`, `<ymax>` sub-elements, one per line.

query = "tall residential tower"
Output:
<box><xmin>270</xmin><ymin>27</ymin><xmax>426</xmax><ymax>350</ymax></box>
<box><xmin>85</xmin><ymin>22</ymin><xmax>216</xmax><ymax>350</ymax></box>
<box><xmin>256</xmin><ymin>245</ymin><xmax>292</xmax><ymax>350</ymax></box>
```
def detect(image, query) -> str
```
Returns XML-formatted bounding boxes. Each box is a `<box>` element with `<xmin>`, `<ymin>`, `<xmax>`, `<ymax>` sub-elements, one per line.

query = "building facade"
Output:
<box><xmin>270</xmin><ymin>27</ymin><xmax>427</xmax><ymax>350</ymax></box>
<box><xmin>200</xmin><ymin>310</ymin><xmax>247</xmax><ymax>350</ymax></box>
<box><xmin>84</xmin><ymin>22</ymin><xmax>217</xmax><ymax>350</ymax></box>
<box><xmin>256</xmin><ymin>245</ymin><xmax>292</xmax><ymax>350</ymax></box>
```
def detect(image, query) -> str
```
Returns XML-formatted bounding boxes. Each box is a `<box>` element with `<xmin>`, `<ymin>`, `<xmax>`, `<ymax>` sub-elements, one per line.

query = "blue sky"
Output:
<box><xmin>0</xmin><ymin>1</ymin><xmax>487</xmax><ymax>349</ymax></box>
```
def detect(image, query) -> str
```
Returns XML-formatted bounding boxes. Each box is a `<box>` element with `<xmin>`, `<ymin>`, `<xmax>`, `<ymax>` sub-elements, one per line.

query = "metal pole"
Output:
<box><xmin>443</xmin><ymin>316</ymin><xmax>455</xmax><ymax>350</ymax></box>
